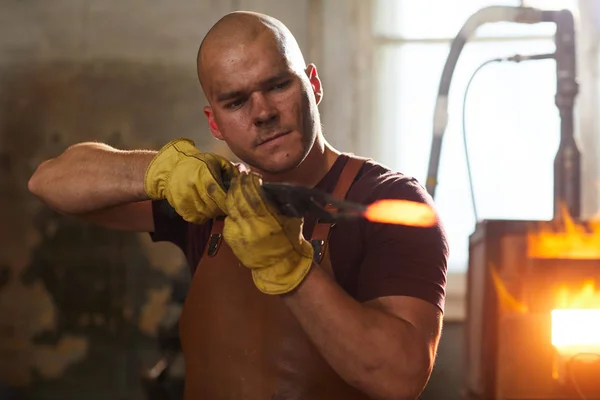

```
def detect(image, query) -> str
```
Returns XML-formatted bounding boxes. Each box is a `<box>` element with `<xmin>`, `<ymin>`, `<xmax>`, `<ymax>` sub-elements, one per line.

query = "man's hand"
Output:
<box><xmin>144</xmin><ymin>138</ymin><xmax>239</xmax><ymax>224</ymax></box>
<box><xmin>223</xmin><ymin>172</ymin><xmax>314</xmax><ymax>295</ymax></box>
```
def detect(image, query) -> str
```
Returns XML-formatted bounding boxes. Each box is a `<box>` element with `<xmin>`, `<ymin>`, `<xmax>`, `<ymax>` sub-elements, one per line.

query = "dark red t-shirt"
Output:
<box><xmin>150</xmin><ymin>154</ymin><xmax>449</xmax><ymax>312</ymax></box>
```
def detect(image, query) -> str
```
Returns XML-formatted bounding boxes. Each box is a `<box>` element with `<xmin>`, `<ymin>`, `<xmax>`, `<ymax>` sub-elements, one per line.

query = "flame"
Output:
<box><xmin>489</xmin><ymin>263</ymin><xmax>528</xmax><ymax>313</ymax></box>
<box><xmin>551</xmin><ymin>280</ymin><xmax>600</xmax><ymax>353</ymax></box>
<box><xmin>528</xmin><ymin>205</ymin><xmax>600</xmax><ymax>259</ymax></box>
<box><xmin>364</xmin><ymin>199</ymin><xmax>437</xmax><ymax>227</ymax></box>
<box><xmin>555</xmin><ymin>280</ymin><xmax>600</xmax><ymax>310</ymax></box>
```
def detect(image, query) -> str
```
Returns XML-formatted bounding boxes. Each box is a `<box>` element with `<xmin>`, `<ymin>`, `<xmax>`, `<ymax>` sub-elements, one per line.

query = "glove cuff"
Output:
<box><xmin>144</xmin><ymin>138</ymin><xmax>198</xmax><ymax>199</ymax></box>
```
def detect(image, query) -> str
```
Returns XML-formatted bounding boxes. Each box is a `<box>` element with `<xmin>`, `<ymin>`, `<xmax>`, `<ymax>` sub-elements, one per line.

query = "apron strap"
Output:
<box><xmin>311</xmin><ymin>155</ymin><xmax>368</xmax><ymax>263</ymax></box>
<box><xmin>205</xmin><ymin>155</ymin><xmax>369</xmax><ymax>261</ymax></box>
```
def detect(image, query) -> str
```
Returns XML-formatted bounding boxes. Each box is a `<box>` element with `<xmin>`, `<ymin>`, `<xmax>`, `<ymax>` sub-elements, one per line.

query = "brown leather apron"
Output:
<box><xmin>179</xmin><ymin>156</ymin><xmax>371</xmax><ymax>399</ymax></box>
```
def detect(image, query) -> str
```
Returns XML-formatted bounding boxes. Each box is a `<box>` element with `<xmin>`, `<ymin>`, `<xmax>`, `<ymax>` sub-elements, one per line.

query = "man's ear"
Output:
<box><xmin>306</xmin><ymin>64</ymin><xmax>323</xmax><ymax>105</ymax></box>
<box><xmin>204</xmin><ymin>106</ymin><xmax>223</xmax><ymax>140</ymax></box>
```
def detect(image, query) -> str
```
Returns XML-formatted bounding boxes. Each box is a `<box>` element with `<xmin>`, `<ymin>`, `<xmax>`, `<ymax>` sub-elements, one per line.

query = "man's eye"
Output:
<box><xmin>226</xmin><ymin>99</ymin><xmax>243</xmax><ymax>109</ymax></box>
<box><xmin>272</xmin><ymin>81</ymin><xmax>290</xmax><ymax>91</ymax></box>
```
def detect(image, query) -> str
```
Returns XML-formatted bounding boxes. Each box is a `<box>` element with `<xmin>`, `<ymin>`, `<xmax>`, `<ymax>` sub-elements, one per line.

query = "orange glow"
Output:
<box><xmin>551</xmin><ymin>280</ymin><xmax>600</xmax><ymax>353</ymax></box>
<box><xmin>364</xmin><ymin>199</ymin><xmax>437</xmax><ymax>227</ymax></box>
<box><xmin>552</xmin><ymin>310</ymin><xmax>600</xmax><ymax>349</ymax></box>
<box><xmin>528</xmin><ymin>205</ymin><xmax>600</xmax><ymax>259</ymax></box>
<box><xmin>555</xmin><ymin>280</ymin><xmax>600</xmax><ymax>310</ymax></box>
<box><xmin>489</xmin><ymin>264</ymin><xmax>528</xmax><ymax>313</ymax></box>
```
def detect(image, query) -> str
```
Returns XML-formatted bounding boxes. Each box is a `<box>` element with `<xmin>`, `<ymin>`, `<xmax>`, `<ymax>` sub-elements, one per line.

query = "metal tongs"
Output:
<box><xmin>162</xmin><ymin>180</ymin><xmax>367</xmax><ymax>223</ymax></box>
<box><xmin>261</xmin><ymin>182</ymin><xmax>366</xmax><ymax>222</ymax></box>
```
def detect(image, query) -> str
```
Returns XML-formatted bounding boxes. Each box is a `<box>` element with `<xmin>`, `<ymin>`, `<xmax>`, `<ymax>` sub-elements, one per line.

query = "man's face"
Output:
<box><xmin>202</xmin><ymin>36</ymin><xmax>320</xmax><ymax>174</ymax></box>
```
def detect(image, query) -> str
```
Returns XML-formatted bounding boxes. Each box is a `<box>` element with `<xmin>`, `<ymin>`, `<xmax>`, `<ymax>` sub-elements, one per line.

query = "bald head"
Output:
<box><xmin>197</xmin><ymin>11</ymin><xmax>307</xmax><ymax>99</ymax></box>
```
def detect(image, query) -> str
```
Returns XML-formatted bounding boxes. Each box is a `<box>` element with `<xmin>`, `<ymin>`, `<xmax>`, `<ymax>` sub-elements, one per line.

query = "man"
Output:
<box><xmin>28</xmin><ymin>11</ymin><xmax>448</xmax><ymax>400</ymax></box>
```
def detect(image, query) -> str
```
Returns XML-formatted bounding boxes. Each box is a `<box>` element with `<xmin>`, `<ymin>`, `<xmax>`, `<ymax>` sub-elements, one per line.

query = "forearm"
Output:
<box><xmin>28</xmin><ymin>142</ymin><xmax>156</xmax><ymax>214</ymax></box>
<box><xmin>281</xmin><ymin>266</ymin><xmax>432</xmax><ymax>400</ymax></box>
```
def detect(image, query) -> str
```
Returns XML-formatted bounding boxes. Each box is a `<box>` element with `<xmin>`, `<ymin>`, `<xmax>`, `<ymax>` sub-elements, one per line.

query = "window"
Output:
<box><xmin>373</xmin><ymin>0</ymin><xmax>579</xmax><ymax>273</ymax></box>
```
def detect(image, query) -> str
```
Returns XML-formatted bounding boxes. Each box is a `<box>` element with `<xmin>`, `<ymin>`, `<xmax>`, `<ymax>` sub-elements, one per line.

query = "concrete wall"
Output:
<box><xmin>0</xmin><ymin>1</ymin><xmax>383</xmax><ymax>399</ymax></box>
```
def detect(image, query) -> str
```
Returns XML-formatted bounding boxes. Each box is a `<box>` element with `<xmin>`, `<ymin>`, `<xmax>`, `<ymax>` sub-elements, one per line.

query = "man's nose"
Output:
<box><xmin>251</xmin><ymin>93</ymin><xmax>278</xmax><ymax>128</ymax></box>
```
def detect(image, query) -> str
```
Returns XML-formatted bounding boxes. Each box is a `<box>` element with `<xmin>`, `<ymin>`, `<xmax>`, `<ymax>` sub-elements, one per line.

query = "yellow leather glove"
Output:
<box><xmin>144</xmin><ymin>138</ymin><xmax>239</xmax><ymax>224</ymax></box>
<box><xmin>223</xmin><ymin>172</ymin><xmax>314</xmax><ymax>295</ymax></box>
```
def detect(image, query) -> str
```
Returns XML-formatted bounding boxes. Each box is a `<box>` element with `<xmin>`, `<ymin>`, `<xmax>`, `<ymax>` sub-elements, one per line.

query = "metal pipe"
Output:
<box><xmin>425</xmin><ymin>6</ymin><xmax>581</xmax><ymax>220</ymax></box>
<box><xmin>552</xmin><ymin>9</ymin><xmax>580</xmax><ymax>219</ymax></box>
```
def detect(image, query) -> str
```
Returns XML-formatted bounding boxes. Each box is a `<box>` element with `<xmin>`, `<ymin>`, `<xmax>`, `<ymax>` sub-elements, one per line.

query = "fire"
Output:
<box><xmin>528</xmin><ymin>205</ymin><xmax>600</xmax><ymax>259</ymax></box>
<box><xmin>489</xmin><ymin>263</ymin><xmax>528</xmax><ymax>313</ymax></box>
<box><xmin>526</xmin><ymin>206</ymin><xmax>600</xmax><ymax>352</ymax></box>
<box><xmin>551</xmin><ymin>280</ymin><xmax>600</xmax><ymax>353</ymax></box>
<box><xmin>555</xmin><ymin>280</ymin><xmax>600</xmax><ymax>310</ymax></box>
<box><xmin>364</xmin><ymin>199</ymin><xmax>437</xmax><ymax>227</ymax></box>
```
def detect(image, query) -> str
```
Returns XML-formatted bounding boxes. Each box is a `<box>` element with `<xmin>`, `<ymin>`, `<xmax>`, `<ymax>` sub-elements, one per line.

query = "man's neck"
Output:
<box><xmin>255</xmin><ymin>137</ymin><xmax>341</xmax><ymax>188</ymax></box>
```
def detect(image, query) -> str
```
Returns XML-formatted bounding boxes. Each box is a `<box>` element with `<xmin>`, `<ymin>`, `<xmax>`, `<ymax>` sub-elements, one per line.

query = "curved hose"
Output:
<box><xmin>425</xmin><ymin>5</ymin><xmax>551</xmax><ymax>198</ymax></box>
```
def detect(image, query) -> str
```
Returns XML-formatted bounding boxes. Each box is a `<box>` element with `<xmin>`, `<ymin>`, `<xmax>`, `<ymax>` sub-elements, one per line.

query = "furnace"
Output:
<box><xmin>465</xmin><ymin>215</ymin><xmax>600</xmax><ymax>400</ymax></box>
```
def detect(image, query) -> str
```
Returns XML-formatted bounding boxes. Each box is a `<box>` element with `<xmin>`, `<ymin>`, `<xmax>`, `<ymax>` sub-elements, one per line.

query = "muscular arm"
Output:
<box><xmin>281</xmin><ymin>266</ymin><xmax>442</xmax><ymax>400</ymax></box>
<box><xmin>28</xmin><ymin>142</ymin><xmax>157</xmax><ymax>230</ymax></box>
<box><xmin>222</xmin><ymin>168</ymin><xmax>447</xmax><ymax>399</ymax></box>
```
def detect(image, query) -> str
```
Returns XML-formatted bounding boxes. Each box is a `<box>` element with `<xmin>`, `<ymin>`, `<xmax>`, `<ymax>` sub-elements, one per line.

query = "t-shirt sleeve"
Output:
<box><xmin>149</xmin><ymin>199</ymin><xmax>189</xmax><ymax>252</ymax></box>
<box><xmin>356</xmin><ymin>175</ymin><xmax>449</xmax><ymax>313</ymax></box>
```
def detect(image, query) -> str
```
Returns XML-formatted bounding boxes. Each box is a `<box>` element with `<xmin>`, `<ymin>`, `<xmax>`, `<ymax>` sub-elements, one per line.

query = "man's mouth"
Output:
<box><xmin>258</xmin><ymin>131</ymin><xmax>291</xmax><ymax>146</ymax></box>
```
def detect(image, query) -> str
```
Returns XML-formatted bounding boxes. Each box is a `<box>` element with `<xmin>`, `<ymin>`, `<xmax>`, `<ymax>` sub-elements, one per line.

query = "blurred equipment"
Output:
<box><xmin>426</xmin><ymin>5</ymin><xmax>580</xmax><ymax>220</ymax></box>
<box><xmin>467</xmin><ymin>218</ymin><xmax>600</xmax><ymax>400</ymax></box>
<box><xmin>141</xmin><ymin>270</ymin><xmax>188</xmax><ymax>400</ymax></box>
<box><xmin>424</xmin><ymin>5</ymin><xmax>600</xmax><ymax>400</ymax></box>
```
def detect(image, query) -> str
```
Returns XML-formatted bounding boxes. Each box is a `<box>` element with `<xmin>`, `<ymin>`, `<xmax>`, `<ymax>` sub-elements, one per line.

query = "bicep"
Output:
<box><xmin>71</xmin><ymin>200</ymin><xmax>155</xmax><ymax>232</ymax></box>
